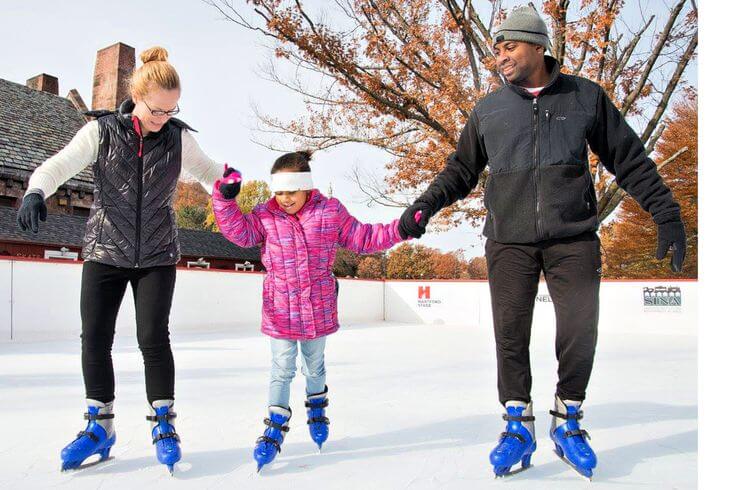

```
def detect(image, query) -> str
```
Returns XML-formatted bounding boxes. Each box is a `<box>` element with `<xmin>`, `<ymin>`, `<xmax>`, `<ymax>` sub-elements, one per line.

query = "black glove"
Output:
<box><xmin>219</xmin><ymin>165</ymin><xmax>242</xmax><ymax>200</ymax></box>
<box><xmin>655</xmin><ymin>219</ymin><xmax>686</xmax><ymax>273</ymax></box>
<box><xmin>398</xmin><ymin>201</ymin><xmax>434</xmax><ymax>240</ymax></box>
<box><xmin>16</xmin><ymin>192</ymin><xmax>47</xmax><ymax>234</ymax></box>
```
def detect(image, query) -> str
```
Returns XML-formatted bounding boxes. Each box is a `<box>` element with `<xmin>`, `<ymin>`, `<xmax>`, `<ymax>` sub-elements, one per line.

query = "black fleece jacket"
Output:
<box><xmin>418</xmin><ymin>56</ymin><xmax>681</xmax><ymax>244</ymax></box>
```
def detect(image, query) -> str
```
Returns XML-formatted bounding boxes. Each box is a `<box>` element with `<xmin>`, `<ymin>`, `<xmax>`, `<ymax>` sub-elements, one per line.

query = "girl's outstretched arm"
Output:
<box><xmin>212</xmin><ymin>181</ymin><xmax>266</xmax><ymax>248</ymax></box>
<box><xmin>335</xmin><ymin>200</ymin><xmax>406</xmax><ymax>255</ymax></box>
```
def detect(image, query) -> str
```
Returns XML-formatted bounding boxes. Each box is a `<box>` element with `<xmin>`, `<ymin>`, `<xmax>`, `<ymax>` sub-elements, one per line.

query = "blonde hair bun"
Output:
<box><xmin>128</xmin><ymin>46</ymin><xmax>180</xmax><ymax>98</ymax></box>
<box><xmin>140</xmin><ymin>46</ymin><xmax>169</xmax><ymax>64</ymax></box>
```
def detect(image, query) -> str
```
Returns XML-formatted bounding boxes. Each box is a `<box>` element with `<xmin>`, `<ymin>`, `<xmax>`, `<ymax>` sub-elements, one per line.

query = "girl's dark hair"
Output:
<box><xmin>271</xmin><ymin>150</ymin><xmax>313</xmax><ymax>174</ymax></box>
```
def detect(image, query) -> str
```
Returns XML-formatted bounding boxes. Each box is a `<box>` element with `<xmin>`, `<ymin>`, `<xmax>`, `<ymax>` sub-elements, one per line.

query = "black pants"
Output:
<box><xmin>485</xmin><ymin>231</ymin><xmax>601</xmax><ymax>405</ymax></box>
<box><xmin>80</xmin><ymin>261</ymin><xmax>177</xmax><ymax>404</ymax></box>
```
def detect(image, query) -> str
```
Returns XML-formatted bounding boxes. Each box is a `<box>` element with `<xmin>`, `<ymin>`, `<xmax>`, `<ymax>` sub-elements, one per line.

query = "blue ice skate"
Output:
<box><xmin>60</xmin><ymin>404</ymin><xmax>116</xmax><ymax>471</ymax></box>
<box><xmin>305</xmin><ymin>387</ymin><xmax>330</xmax><ymax>451</ymax></box>
<box><xmin>147</xmin><ymin>402</ymin><xmax>181</xmax><ymax>475</ymax></box>
<box><xmin>489</xmin><ymin>403</ymin><xmax>537</xmax><ymax>477</ymax></box>
<box><xmin>254</xmin><ymin>406</ymin><xmax>291</xmax><ymax>472</ymax></box>
<box><xmin>549</xmin><ymin>397</ymin><xmax>597</xmax><ymax>480</ymax></box>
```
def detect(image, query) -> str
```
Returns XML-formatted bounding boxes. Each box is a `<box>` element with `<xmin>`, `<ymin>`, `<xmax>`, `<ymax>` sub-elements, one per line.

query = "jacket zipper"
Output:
<box><xmin>132</xmin><ymin>116</ymin><xmax>144</xmax><ymax>267</ymax></box>
<box><xmin>532</xmin><ymin>98</ymin><xmax>544</xmax><ymax>240</ymax></box>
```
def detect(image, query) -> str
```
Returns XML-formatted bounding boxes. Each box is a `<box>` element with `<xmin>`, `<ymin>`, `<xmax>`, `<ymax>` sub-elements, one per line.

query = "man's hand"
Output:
<box><xmin>656</xmin><ymin>219</ymin><xmax>686</xmax><ymax>273</ymax></box>
<box><xmin>398</xmin><ymin>201</ymin><xmax>434</xmax><ymax>239</ymax></box>
<box><xmin>16</xmin><ymin>193</ymin><xmax>47</xmax><ymax>233</ymax></box>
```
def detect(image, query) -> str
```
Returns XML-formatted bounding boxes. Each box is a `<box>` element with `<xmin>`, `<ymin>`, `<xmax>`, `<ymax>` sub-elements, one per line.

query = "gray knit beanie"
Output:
<box><xmin>493</xmin><ymin>4</ymin><xmax>550</xmax><ymax>50</ymax></box>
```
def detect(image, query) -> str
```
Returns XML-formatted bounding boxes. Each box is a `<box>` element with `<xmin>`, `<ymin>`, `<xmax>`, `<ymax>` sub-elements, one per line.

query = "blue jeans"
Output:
<box><xmin>269</xmin><ymin>337</ymin><xmax>327</xmax><ymax>408</ymax></box>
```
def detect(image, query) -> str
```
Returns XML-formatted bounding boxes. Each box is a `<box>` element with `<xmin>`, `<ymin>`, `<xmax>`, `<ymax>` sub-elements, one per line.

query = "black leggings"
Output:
<box><xmin>485</xmin><ymin>231</ymin><xmax>601</xmax><ymax>405</ymax></box>
<box><xmin>80</xmin><ymin>261</ymin><xmax>177</xmax><ymax>404</ymax></box>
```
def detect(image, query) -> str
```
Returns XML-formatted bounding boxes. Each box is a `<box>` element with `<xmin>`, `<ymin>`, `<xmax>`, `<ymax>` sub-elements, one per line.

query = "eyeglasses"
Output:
<box><xmin>142</xmin><ymin>99</ymin><xmax>180</xmax><ymax>117</ymax></box>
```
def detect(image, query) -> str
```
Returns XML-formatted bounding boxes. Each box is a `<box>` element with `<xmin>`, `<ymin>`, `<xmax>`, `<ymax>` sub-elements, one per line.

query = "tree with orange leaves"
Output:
<box><xmin>467</xmin><ymin>256</ymin><xmax>488</xmax><ymax>279</ymax></box>
<box><xmin>386</xmin><ymin>242</ymin><xmax>438</xmax><ymax>279</ymax></box>
<box><xmin>357</xmin><ymin>256</ymin><xmax>385</xmax><ymax>278</ymax></box>
<box><xmin>174</xmin><ymin>181</ymin><xmax>210</xmax><ymax>230</ymax></box>
<box><xmin>433</xmin><ymin>251</ymin><xmax>465</xmax><ymax>279</ymax></box>
<box><xmin>208</xmin><ymin>0</ymin><xmax>696</xmax><ymax>229</ymax></box>
<box><xmin>601</xmin><ymin>91</ymin><xmax>697</xmax><ymax>278</ymax></box>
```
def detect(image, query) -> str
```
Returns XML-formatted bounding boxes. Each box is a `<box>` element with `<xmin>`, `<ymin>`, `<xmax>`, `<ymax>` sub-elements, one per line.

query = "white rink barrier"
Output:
<box><xmin>0</xmin><ymin>258</ymin><xmax>384</xmax><ymax>341</ymax></box>
<box><xmin>0</xmin><ymin>258</ymin><xmax>696</xmax><ymax>340</ymax></box>
<box><xmin>385</xmin><ymin>279</ymin><xmax>697</xmax><ymax>335</ymax></box>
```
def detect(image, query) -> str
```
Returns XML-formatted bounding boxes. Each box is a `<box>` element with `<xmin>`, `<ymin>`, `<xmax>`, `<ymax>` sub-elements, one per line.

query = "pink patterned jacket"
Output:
<box><xmin>212</xmin><ymin>187</ymin><xmax>404</xmax><ymax>340</ymax></box>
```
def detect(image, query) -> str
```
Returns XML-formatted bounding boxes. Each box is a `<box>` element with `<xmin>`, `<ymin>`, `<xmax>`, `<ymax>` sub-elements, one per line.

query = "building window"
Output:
<box><xmin>72</xmin><ymin>206</ymin><xmax>90</xmax><ymax>217</ymax></box>
<box><xmin>44</xmin><ymin>247</ymin><xmax>79</xmax><ymax>260</ymax></box>
<box><xmin>236</xmin><ymin>261</ymin><xmax>255</xmax><ymax>271</ymax></box>
<box><xmin>0</xmin><ymin>196</ymin><xmax>17</xmax><ymax>207</ymax></box>
<box><xmin>186</xmin><ymin>258</ymin><xmax>210</xmax><ymax>269</ymax></box>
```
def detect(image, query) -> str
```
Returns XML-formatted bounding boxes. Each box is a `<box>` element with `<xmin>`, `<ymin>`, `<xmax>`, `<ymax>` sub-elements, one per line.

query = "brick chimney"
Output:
<box><xmin>91</xmin><ymin>42</ymin><xmax>135</xmax><ymax>111</ymax></box>
<box><xmin>26</xmin><ymin>74</ymin><xmax>59</xmax><ymax>95</ymax></box>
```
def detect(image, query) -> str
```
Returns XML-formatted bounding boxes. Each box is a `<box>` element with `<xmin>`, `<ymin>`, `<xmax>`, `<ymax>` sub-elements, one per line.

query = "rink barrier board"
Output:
<box><xmin>0</xmin><ymin>257</ymin><xmax>696</xmax><ymax>340</ymax></box>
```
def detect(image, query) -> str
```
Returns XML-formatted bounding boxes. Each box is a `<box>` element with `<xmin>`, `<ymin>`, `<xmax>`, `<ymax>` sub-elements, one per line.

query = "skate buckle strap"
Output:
<box><xmin>502</xmin><ymin>414</ymin><xmax>535</xmax><ymax>422</ymax></box>
<box><xmin>146</xmin><ymin>411</ymin><xmax>177</xmax><ymax>422</ymax></box>
<box><xmin>499</xmin><ymin>431</ymin><xmax>526</xmax><ymax>444</ymax></box>
<box><xmin>549</xmin><ymin>409</ymin><xmax>584</xmax><ymax>420</ymax></box>
<box><xmin>77</xmin><ymin>430</ymin><xmax>100</xmax><ymax>443</ymax></box>
<box><xmin>152</xmin><ymin>432</ymin><xmax>181</xmax><ymax>444</ymax></box>
<box><xmin>257</xmin><ymin>435</ymin><xmax>283</xmax><ymax>452</ymax></box>
<box><xmin>305</xmin><ymin>398</ymin><xmax>329</xmax><ymax>409</ymax></box>
<box><xmin>263</xmin><ymin>418</ymin><xmax>290</xmax><ymax>432</ymax></box>
<box><xmin>563</xmin><ymin>429</ymin><xmax>591</xmax><ymax>440</ymax></box>
<box><xmin>307</xmin><ymin>416</ymin><xmax>330</xmax><ymax>425</ymax></box>
<box><xmin>84</xmin><ymin>413</ymin><xmax>114</xmax><ymax>421</ymax></box>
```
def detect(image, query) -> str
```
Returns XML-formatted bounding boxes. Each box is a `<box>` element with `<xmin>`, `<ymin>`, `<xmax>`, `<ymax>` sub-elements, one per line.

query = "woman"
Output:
<box><xmin>16</xmin><ymin>46</ymin><xmax>234</xmax><ymax>474</ymax></box>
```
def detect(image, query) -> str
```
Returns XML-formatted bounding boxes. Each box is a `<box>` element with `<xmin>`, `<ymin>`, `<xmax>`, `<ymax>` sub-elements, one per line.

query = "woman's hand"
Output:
<box><xmin>219</xmin><ymin>164</ymin><xmax>242</xmax><ymax>200</ymax></box>
<box><xmin>16</xmin><ymin>192</ymin><xmax>47</xmax><ymax>233</ymax></box>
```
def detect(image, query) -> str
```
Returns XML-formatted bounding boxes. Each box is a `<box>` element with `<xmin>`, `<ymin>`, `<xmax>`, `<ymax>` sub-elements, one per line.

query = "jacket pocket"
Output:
<box><xmin>484</xmin><ymin>168</ymin><xmax>538</xmax><ymax>243</ymax></box>
<box><xmin>83</xmin><ymin>207</ymin><xmax>106</xmax><ymax>251</ymax></box>
<box><xmin>539</xmin><ymin>164</ymin><xmax>598</xmax><ymax>237</ymax></box>
<box><xmin>167</xmin><ymin>207</ymin><xmax>179</xmax><ymax>258</ymax></box>
<box><xmin>583</xmin><ymin>171</ymin><xmax>598</xmax><ymax>216</ymax></box>
<box><xmin>547</xmin><ymin>110</ymin><xmax>592</xmax><ymax>166</ymax></box>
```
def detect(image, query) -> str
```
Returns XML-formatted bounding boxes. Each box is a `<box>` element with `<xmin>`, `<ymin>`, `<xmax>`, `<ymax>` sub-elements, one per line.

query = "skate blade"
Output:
<box><xmin>167</xmin><ymin>464</ymin><xmax>175</xmax><ymax>476</ymax></box>
<box><xmin>494</xmin><ymin>463</ymin><xmax>532</xmax><ymax>479</ymax></box>
<box><xmin>61</xmin><ymin>455</ymin><xmax>115</xmax><ymax>472</ymax></box>
<box><xmin>553</xmin><ymin>450</ymin><xmax>593</xmax><ymax>481</ymax></box>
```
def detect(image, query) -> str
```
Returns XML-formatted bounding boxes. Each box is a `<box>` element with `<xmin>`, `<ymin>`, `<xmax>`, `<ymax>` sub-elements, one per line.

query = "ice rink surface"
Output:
<box><xmin>0</xmin><ymin>320</ymin><xmax>696</xmax><ymax>489</ymax></box>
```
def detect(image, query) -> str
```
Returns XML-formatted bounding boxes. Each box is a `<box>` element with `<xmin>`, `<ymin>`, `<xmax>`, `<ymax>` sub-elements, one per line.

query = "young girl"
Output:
<box><xmin>212</xmin><ymin>150</ymin><xmax>407</xmax><ymax>471</ymax></box>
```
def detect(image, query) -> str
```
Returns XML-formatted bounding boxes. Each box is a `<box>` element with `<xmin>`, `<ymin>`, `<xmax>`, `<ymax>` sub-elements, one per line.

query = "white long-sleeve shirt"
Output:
<box><xmin>26</xmin><ymin>120</ymin><xmax>225</xmax><ymax>198</ymax></box>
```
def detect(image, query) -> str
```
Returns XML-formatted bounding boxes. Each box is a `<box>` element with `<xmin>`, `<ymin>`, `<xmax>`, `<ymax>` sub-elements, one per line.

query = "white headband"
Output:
<box><xmin>271</xmin><ymin>172</ymin><xmax>313</xmax><ymax>192</ymax></box>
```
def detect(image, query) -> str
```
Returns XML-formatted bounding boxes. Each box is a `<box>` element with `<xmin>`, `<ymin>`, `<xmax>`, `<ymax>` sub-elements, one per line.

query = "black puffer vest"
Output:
<box><xmin>81</xmin><ymin>99</ymin><xmax>194</xmax><ymax>268</ymax></box>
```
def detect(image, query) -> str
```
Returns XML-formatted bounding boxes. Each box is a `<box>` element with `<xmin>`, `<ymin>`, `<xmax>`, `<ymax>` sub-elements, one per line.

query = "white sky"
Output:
<box><xmin>0</xmin><ymin>0</ymin><xmax>696</xmax><ymax>258</ymax></box>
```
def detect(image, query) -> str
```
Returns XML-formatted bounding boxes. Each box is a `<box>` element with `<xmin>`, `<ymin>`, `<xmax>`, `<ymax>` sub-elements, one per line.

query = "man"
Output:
<box><xmin>397</xmin><ymin>4</ymin><xmax>686</xmax><ymax>479</ymax></box>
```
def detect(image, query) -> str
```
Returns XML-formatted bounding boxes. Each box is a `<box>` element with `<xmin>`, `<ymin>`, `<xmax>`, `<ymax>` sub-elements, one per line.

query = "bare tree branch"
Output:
<box><xmin>620</xmin><ymin>0</ymin><xmax>687</xmax><ymax>117</ymax></box>
<box><xmin>611</xmin><ymin>14</ymin><xmax>655</xmax><ymax>84</ymax></box>
<box><xmin>639</xmin><ymin>29</ymin><xmax>697</xmax><ymax>145</ymax></box>
<box><xmin>350</xmin><ymin>166</ymin><xmax>412</xmax><ymax>207</ymax></box>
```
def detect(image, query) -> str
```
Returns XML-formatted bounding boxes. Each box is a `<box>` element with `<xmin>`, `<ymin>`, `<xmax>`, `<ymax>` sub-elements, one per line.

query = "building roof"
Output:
<box><xmin>0</xmin><ymin>206</ymin><xmax>260</xmax><ymax>262</ymax></box>
<box><xmin>0</xmin><ymin>78</ymin><xmax>94</xmax><ymax>191</ymax></box>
